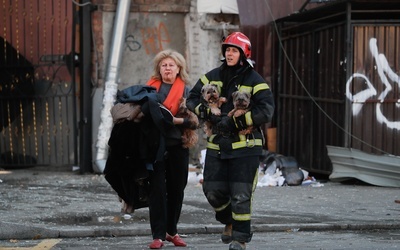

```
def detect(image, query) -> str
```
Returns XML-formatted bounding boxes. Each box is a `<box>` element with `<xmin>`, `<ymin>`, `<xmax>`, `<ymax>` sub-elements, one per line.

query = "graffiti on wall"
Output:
<box><xmin>125</xmin><ymin>35</ymin><xmax>141</xmax><ymax>51</ymax></box>
<box><xmin>124</xmin><ymin>22</ymin><xmax>171</xmax><ymax>54</ymax></box>
<box><xmin>346</xmin><ymin>38</ymin><xmax>400</xmax><ymax>130</ymax></box>
<box><xmin>140</xmin><ymin>22</ymin><xmax>171</xmax><ymax>54</ymax></box>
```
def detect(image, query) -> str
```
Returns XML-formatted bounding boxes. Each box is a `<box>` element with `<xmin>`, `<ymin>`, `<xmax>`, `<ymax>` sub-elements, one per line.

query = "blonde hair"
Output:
<box><xmin>151</xmin><ymin>49</ymin><xmax>190</xmax><ymax>84</ymax></box>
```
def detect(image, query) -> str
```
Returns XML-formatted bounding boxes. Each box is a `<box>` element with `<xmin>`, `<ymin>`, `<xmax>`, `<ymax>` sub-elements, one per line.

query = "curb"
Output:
<box><xmin>2</xmin><ymin>222</ymin><xmax>400</xmax><ymax>240</ymax></box>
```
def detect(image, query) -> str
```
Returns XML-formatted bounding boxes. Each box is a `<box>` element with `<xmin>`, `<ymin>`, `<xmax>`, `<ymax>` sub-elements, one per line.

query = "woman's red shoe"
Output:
<box><xmin>166</xmin><ymin>234</ymin><xmax>187</xmax><ymax>247</ymax></box>
<box><xmin>149</xmin><ymin>239</ymin><xmax>164</xmax><ymax>249</ymax></box>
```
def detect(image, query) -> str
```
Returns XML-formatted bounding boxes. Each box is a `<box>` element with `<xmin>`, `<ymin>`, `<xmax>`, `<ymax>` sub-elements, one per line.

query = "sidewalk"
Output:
<box><xmin>0</xmin><ymin>166</ymin><xmax>399</xmax><ymax>240</ymax></box>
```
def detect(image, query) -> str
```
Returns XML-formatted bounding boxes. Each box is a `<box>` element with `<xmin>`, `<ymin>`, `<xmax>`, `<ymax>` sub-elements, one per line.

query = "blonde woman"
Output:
<box><xmin>145</xmin><ymin>49</ymin><xmax>192</xmax><ymax>249</ymax></box>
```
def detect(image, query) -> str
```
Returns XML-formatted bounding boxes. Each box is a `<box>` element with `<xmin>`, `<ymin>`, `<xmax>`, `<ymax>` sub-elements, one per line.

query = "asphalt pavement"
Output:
<box><xmin>0</xmin><ymin>165</ymin><xmax>399</xmax><ymax>242</ymax></box>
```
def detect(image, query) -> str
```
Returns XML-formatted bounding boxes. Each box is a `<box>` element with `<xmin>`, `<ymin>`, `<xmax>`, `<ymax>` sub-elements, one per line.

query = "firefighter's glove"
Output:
<box><xmin>208</xmin><ymin>113</ymin><xmax>222</xmax><ymax>124</ymax></box>
<box><xmin>232</xmin><ymin>114</ymin><xmax>248</xmax><ymax>131</ymax></box>
<box><xmin>216</xmin><ymin>116</ymin><xmax>236</xmax><ymax>133</ymax></box>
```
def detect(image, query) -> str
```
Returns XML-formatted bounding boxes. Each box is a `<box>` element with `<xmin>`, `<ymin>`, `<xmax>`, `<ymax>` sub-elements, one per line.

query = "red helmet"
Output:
<box><xmin>222</xmin><ymin>32</ymin><xmax>252</xmax><ymax>59</ymax></box>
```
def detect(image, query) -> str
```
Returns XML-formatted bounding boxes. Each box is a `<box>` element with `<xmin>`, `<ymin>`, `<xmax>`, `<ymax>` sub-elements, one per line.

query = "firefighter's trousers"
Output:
<box><xmin>202</xmin><ymin>155</ymin><xmax>259</xmax><ymax>243</ymax></box>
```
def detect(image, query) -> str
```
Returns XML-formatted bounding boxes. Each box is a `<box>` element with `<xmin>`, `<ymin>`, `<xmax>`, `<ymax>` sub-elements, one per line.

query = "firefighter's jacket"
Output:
<box><xmin>187</xmin><ymin>63</ymin><xmax>275</xmax><ymax>159</ymax></box>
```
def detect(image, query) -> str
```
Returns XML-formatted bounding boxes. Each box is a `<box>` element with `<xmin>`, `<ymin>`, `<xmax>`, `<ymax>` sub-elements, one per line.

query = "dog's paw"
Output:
<box><xmin>210</xmin><ymin>107</ymin><xmax>221</xmax><ymax>116</ymax></box>
<box><xmin>219</xmin><ymin>97</ymin><xmax>227</xmax><ymax>104</ymax></box>
<box><xmin>233</xmin><ymin>109</ymin><xmax>247</xmax><ymax>117</ymax></box>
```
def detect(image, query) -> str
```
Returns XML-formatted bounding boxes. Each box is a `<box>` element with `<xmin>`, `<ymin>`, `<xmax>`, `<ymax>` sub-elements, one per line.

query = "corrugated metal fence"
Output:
<box><xmin>350</xmin><ymin>25</ymin><xmax>400</xmax><ymax>156</ymax></box>
<box><xmin>276</xmin><ymin>21</ymin><xmax>347</xmax><ymax>174</ymax></box>
<box><xmin>274</xmin><ymin>1</ymin><xmax>400</xmax><ymax>174</ymax></box>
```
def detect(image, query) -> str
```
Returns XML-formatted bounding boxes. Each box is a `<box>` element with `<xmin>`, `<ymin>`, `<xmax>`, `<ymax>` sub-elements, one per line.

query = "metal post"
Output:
<box><xmin>343</xmin><ymin>2</ymin><xmax>352</xmax><ymax>148</ymax></box>
<box><xmin>79</xmin><ymin>0</ymin><xmax>93</xmax><ymax>173</ymax></box>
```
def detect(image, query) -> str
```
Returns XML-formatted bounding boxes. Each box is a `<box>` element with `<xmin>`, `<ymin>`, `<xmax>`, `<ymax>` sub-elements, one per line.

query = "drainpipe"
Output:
<box><xmin>94</xmin><ymin>0</ymin><xmax>131</xmax><ymax>173</ymax></box>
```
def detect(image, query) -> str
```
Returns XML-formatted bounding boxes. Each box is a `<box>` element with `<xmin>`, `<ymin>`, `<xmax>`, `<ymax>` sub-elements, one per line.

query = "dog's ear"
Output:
<box><xmin>179</xmin><ymin>97</ymin><xmax>186</xmax><ymax>107</ymax></box>
<box><xmin>201</xmin><ymin>85</ymin><xmax>206</xmax><ymax>94</ymax></box>
<box><xmin>232</xmin><ymin>91</ymin><xmax>239</xmax><ymax>99</ymax></box>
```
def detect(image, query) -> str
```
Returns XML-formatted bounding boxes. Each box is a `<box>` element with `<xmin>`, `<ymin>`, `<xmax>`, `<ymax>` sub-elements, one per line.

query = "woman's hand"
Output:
<box><xmin>173</xmin><ymin>117</ymin><xmax>185</xmax><ymax>125</ymax></box>
<box><xmin>173</xmin><ymin>117</ymin><xmax>198</xmax><ymax>129</ymax></box>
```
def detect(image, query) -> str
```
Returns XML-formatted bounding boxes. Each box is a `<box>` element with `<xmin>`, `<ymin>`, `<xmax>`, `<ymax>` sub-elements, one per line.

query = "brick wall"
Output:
<box><xmin>91</xmin><ymin>10</ymin><xmax>105</xmax><ymax>88</ymax></box>
<box><xmin>132</xmin><ymin>0</ymin><xmax>190</xmax><ymax>13</ymax></box>
<box><xmin>95</xmin><ymin>0</ymin><xmax>190</xmax><ymax>12</ymax></box>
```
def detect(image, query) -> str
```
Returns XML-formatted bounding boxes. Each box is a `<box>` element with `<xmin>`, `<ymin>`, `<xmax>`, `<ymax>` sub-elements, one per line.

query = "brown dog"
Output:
<box><xmin>201</xmin><ymin>84</ymin><xmax>227</xmax><ymax>115</ymax></box>
<box><xmin>201</xmin><ymin>84</ymin><xmax>227</xmax><ymax>137</ymax></box>
<box><xmin>228</xmin><ymin>91</ymin><xmax>252</xmax><ymax>135</ymax></box>
<box><xmin>176</xmin><ymin>97</ymin><xmax>199</xmax><ymax>148</ymax></box>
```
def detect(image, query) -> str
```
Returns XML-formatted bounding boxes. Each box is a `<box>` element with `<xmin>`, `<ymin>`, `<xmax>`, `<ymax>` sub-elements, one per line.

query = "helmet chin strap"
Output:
<box><xmin>246</xmin><ymin>59</ymin><xmax>255</xmax><ymax>68</ymax></box>
<box><xmin>240</xmin><ymin>54</ymin><xmax>255</xmax><ymax>68</ymax></box>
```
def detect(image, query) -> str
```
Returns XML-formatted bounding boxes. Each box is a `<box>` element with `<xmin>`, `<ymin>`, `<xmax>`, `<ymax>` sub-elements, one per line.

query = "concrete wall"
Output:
<box><xmin>103</xmin><ymin>12</ymin><xmax>187</xmax><ymax>89</ymax></box>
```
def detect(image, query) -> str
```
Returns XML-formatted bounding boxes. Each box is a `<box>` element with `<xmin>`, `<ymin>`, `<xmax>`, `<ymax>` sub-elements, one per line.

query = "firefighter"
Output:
<box><xmin>187</xmin><ymin>32</ymin><xmax>275</xmax><ymax>250</ymax></box>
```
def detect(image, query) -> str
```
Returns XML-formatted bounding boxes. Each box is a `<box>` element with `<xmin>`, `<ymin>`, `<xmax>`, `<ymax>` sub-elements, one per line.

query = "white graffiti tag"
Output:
<box><xmin>346</xmin><ymin>38</ymin><xmax>400</xmax><ymax>130</ymax></box>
